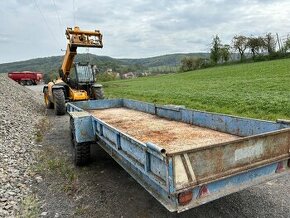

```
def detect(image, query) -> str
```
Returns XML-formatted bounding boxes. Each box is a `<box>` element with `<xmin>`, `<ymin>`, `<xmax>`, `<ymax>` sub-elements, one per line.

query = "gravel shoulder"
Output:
<box><xmin>0</xmin><ymin>75</ymin><xmax>45</xmax><ymax>217</ymax></box>
<box><xmin>0</xmin><ymin>78</ymin><xmax>289</xmax><ymax>217</ymax></box>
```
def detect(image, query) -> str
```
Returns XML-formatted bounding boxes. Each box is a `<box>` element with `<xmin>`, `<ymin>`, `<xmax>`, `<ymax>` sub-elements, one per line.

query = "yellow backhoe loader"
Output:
<box><xmin>43</xmin><ymin>26</ymin><xmax>104</xmax><ymax>115</ymax></box>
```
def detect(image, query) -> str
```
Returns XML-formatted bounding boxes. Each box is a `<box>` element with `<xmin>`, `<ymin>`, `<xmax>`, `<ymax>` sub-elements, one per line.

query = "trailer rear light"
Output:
<box><xmin>275</xmin><ymin>161</ymin><xmax>285</xmax><ymax>173</ymax></box>
<box><xmin>198</xmin><ymin>185</ymin><xmax>210</xmax><ymax>198</ymax></box>
<box><xmin>178</xmin><ymin>191</ymin><xmax>192</xmax><ymax>206</ymax></box>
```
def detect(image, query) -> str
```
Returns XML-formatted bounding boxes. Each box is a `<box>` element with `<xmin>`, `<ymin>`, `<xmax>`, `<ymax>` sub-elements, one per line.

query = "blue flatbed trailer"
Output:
<box><xmin>67</xmin><ymin>99</ymin><xmax>290</xmax><ymax>213</ymax></box>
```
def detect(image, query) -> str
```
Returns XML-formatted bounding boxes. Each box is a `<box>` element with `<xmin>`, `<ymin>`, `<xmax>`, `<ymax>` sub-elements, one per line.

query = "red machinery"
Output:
<box><xmin>8</xmin><ymin>71</ymin><xmax>43</xmax><ymax>85</ymax></box>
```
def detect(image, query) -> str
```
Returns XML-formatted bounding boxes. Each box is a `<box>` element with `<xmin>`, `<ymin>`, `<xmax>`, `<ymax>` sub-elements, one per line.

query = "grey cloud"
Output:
<box><xmin>0</xmin><ymin>0</ymin><xmax>290</xmax><ymax>63</ymax></box>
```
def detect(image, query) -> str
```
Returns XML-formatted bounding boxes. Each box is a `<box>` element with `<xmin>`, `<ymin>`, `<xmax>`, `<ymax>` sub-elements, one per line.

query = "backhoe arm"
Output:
<box><xmin>60</xmin><ymin>26</ymin><xmax>103</xmax><ymax>80</ymax></box>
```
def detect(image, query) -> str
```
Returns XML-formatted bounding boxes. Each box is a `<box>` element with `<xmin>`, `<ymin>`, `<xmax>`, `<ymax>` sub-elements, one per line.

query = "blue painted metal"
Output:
<box><xmin>70</xmin><ymin>111</ymin><xmax>95</xmax><ymax>143</ymax></box>
<box><xmin>67</xmin><ymin>99</ymin><xmax>290</xmax><ymax>213</ymax></box>
<box><xmin>178</xmin><ymin>160</ymin><xmax>290</xmax><ymax>212</ymax></box>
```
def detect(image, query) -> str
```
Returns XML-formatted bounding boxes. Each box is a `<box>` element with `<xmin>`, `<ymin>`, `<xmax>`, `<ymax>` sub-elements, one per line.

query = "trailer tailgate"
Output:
<box><xmin>170</xmin><ymin>128</ymin><xmax>290</xmax><ymax>191</ymax></box>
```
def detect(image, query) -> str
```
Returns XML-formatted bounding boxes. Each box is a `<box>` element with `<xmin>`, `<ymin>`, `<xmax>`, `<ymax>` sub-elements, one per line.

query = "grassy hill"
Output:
<box><xmin>119</xmin><ymin>53</ymin><xmax>209</xmax><ymax>67</ymax></box>
<box><xmin>103</xmin><ymin>58</ymin><xmax>290</xmax><ymax>120</ymax></box>
<box><xmin>0</xmin><ymin>53</ymin><xmax>208</xmax><ymax>75</ymax></box>
<box><xmin>0</xmin><ymin>54</ymin><xmax>124</xmax><ymax>75</ymax></box>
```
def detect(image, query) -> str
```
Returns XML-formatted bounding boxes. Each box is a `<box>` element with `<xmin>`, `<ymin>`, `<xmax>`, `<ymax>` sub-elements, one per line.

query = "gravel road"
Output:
<box><xmin>26</xmin><ymin>84</ymin><xmax>44</xmax><ymax>93</ymax></box>
<box><xmin>1</xmin><ymin>77</ymin><xmax>289</xmax><ymax>217</ymax></box>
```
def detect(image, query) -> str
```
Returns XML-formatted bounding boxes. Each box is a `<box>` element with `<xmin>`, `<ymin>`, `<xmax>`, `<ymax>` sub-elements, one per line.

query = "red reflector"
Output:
<box><xmin>275</xmin><ymin>161</ymin><xmax>285</xmax><ymax>173</ymax></box>
<box><xmin>178</xmin><ymin>191</ymin><xmax>193</xmax><ymax>206</ymax></box>
<box><xmin>198</xmin><ymin>185</ymin><xmax>210</xmax><ymax>198</ymax></box>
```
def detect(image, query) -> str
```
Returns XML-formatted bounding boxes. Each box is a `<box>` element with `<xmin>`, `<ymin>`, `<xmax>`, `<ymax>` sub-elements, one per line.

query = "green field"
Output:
<box><xmin>103</xmin><ymin>59</ymin><xmax>290</xmax><ymax>120</ymax></box>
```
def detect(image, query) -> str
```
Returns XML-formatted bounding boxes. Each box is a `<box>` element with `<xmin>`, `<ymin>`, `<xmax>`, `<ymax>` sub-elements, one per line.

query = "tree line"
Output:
<box><xmin>181</xmin><ymin>33</ymin><xmax>290</xmax><ymax>72</ymax></box>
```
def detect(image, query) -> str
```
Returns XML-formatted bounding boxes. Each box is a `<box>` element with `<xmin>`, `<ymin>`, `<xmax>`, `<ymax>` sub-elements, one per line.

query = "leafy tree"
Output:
<box><xmin>264</xmin><ymin>33</ymin><xmax>276</xmax><ymax>54</ymax></box>
<box><xmin>284</xmin><ymin>38</ymin><xmax>290</xmax><ymax>52</ymax></box>
<box><xmin>210</xmin><ymin>35</ymin><xmax>222</xmax><ymax>64</ymax></box>
<box><xmin>220</xmin><ymin>45</ymin><xmax>231</xmax><ymax>63</ymax></box>
<box><xmin>97</xmin><ymin>72</ymin><xmax>118</xmax><ymax>82</ymax></box>
<box><xmin>232</xmin><ymin>35</ymin><xmax>248</xmax><ymax>61</ymax></box>
<box><xmin>247</xmin><ymin>36</ymin><xmax>265</xmax><ymax>58</ymax></box>
<box><xmin>180</xmin><ymin>57</ymin><xmax>203</xmax><ymax>72</ymax></box>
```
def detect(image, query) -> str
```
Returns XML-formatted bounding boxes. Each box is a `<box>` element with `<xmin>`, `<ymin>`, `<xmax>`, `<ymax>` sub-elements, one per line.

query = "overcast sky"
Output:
<box><xmin>1</xmin><ymin>0</ymin><xmax>290</xmax><ymax>63</ymax></box>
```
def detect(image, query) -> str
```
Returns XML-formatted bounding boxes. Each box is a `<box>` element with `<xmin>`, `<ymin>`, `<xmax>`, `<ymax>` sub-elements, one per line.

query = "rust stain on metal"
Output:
<box><xmin>89</xmin><ymin>108</ymin><xmax>239</xmax><ymax>153</ymax></box>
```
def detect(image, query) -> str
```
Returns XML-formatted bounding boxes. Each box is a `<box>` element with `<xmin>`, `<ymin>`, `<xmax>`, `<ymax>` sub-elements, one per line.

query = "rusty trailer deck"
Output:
<box><xmin>67</xmin><ymin>99</ymin><xmax>290</xmax><ymax>213</ymax></box>
<box><xmin>89</xmin><ymin>108</ymin><xmax>240</xmax><ymax>153</ymax></box>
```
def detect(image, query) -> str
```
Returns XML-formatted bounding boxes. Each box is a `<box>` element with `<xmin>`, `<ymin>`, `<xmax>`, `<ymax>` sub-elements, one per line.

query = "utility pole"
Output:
<box><xmin>276</xmin><ymin>33</ymin><xmax>281</xmax><ymax>51</ymax></box>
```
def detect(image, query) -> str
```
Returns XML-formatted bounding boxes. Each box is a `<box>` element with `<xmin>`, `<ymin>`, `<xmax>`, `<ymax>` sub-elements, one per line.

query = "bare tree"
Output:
<box><xmin>232</xmin><ymin>35</ymin><xmax>248</xmax><ymax>61</ymax></box>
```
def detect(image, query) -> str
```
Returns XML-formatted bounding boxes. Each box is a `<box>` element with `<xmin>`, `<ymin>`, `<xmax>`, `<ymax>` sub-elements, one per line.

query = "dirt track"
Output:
<box><xmin>26</xmin><ymin>85</ymin><xmax>290</xmax><ymax>218</ymax></box>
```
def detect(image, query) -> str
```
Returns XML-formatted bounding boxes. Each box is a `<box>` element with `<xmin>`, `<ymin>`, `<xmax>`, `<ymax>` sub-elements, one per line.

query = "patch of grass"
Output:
<box><xmin>34</xmin><ymin>117</ymin><xmax>50</xmax><ymax>143</ymax></box>
<box><xmin>34</xmin><ymin>147</ymin><xmax>79</xmax><ymax>196</ymax></box>
<box><xmin>33</xmin><ymin>116</ymin><xmax>79</xmax><ymax>196</ymax></box>
<box><xmin>18</xmin><ymin>194</ymin><xmax>40</xmax><ymax>218</ymax></box>
<box><xmin>103</xmin><ymin>58</ymin><xmax>290</xmax><ymax>120</ymax></box>
<box><xmin>35</xmin><ymin>130</ymin><xmax>43</xmax><ymax>143</ymax></box>
<box><xmin>74</xmin><ymin>204</ymin><xmax>90</xmax><ymax>216</ymax></box>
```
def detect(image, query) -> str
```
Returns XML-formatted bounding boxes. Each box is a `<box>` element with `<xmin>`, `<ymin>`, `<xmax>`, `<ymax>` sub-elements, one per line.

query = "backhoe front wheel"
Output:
<box><xmin>93</xmin><ymin>85</ymin><xmax>104</xmax><ymax>100</ymax></box>
<box><xmin>53</xmin><ymin>89</ymin><xmax>66</xmax><ymax>115</ymax></box>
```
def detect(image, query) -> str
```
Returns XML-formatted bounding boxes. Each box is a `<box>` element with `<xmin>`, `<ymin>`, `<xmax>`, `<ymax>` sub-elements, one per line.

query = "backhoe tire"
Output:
<box><xmin>53</xmin><ymin>89</ymin><xmax>66</xmax><ymax>115</ymax></box>
<box><xmin>44</xmin><ymin>89</ymin><xmax>54</xmax><ymax>109</ymax></box>
<box><xmin>93</xmin><ymin>86</ymin><xmax>104</xmax><ymax>100</ymax></box>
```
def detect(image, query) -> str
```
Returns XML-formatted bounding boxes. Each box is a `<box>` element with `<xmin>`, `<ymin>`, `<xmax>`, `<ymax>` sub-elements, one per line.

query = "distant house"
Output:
<box><xmin>122</xmin><ymin>72</ymin><xmax>136</xmax><ymax>79</ymax></box>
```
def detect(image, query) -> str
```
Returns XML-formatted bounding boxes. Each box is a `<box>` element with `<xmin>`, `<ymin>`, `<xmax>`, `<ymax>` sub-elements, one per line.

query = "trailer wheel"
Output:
<box><xmin>70</xmin><ymin>117</ymin><xmax>75</xmax><ymax>145</ymax></box>
<box><xmin>74</xmin><ymin>143</ymin><xmax>91</xmax><ymax>166</ymax></box>
<box><xmin>53</xmin><ymin>89</ymin><xmax>66</xmax><ymax>115</ymax></box>
<box><xmin>44</xmin><ymin>90</ymin><xmax>54</xmax><ymax>109</ymax></box>
<box><xmin>19</xmin><ymin>80</ymin><xmax>25</xmax><ymax>86</ymax></box>
<box><xmin>93</xmin><ymin>86</ymin><xmax>104</xmax><ymax>100</ymax></box>
<box><xmin>70</xmin><ymin>117</ymin><xmax>91</xmax><ymax>166</ymax></box>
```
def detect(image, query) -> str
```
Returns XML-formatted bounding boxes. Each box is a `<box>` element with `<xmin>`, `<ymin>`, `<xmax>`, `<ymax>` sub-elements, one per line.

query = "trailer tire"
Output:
<box><xmin>93</xmin><ymin>86</ymin><xmax>104</xmax><ymax>100</ymax></box>
<box><xmin>70</xmin><ymin>117</ymin><xmax>75</xmax><ymax>145</ymax></box>
<box><xmin>70</xmin><ymin>117</ymin><xmax>91</xmax><ymax>166</ymax></box>
<box><xmin>53</xmin><ymin>89</ymin><xmax>66</xmax><ymax>115</ymax></box>
<box><xmin>74</xmin><ymin>143</ymin><xmax>91</xmax><ymax>166</ymax></box>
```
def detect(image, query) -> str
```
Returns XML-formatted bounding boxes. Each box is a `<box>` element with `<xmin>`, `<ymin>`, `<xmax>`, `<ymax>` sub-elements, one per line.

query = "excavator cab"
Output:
<box><xmin>68</xmin><ymin>63</ymin><xmax>95</xmax><ymax>88</ymax></box>
<box><xmin>67</xmin><ymin>63</ymin><xmax>97</xmax><ymax>98</ymax></box>
<box><xmin>74</xmin><ymin>63</ymin><xmax>95</xmax><ymax>83</ymax></box>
